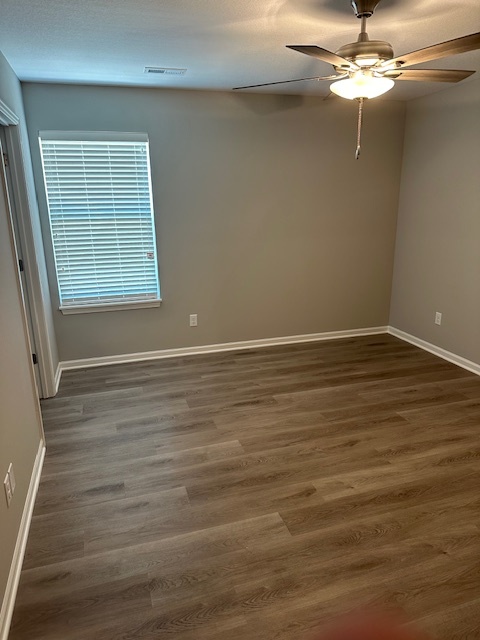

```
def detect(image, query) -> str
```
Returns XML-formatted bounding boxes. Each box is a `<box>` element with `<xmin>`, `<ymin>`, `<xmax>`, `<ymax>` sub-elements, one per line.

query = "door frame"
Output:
<box><xmin>0</xmin><ymin>98</ymin><xmax>57</xmax><ymax>398</ymax></box>
<box><xmin>0</xmin><ymin>129</ymin><xmax>41</xmax><ymax>395</ymax></box>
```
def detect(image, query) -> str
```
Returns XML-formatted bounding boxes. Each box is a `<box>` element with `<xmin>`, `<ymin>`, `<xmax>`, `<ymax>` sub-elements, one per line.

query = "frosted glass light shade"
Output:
<box><xmin>330</xmin><ymin>74</ymin><xmax>394</xmax><ymax>100</ymax></box>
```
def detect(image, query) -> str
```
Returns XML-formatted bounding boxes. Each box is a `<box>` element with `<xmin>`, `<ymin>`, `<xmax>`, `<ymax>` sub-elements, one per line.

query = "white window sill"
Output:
<box><xmin>60</xmin><ymin>299</ymin><xmax>162</xmax><ymax>315</ymax></box>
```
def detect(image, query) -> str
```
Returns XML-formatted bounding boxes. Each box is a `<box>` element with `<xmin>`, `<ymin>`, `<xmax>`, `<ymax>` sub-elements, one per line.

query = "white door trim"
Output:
<box><xmin>0</xmin><ymin>99</ymin><xmax>19</xmax><ymax>126</ymax></box>
<box><xmin>0</xmin><ymin>98</ymin><xmax>56</xmax><ymax>397</ymax></box>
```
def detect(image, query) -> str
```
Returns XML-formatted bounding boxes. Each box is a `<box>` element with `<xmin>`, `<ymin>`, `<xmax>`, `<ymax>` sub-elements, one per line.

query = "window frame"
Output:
<box><xmin>39</xmin><ymin>131</ymin><xmax>161</xmax><ymax>314</ymax></box>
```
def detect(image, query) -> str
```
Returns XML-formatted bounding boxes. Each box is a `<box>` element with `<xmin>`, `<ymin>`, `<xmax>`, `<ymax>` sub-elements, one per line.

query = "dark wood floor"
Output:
<box><xmin>10</xmin><ymin>335</ymin><xmax>480</xmax><ymax>639</ymax></box>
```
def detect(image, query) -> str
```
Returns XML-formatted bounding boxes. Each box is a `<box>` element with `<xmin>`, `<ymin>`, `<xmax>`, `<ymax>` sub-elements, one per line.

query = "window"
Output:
<box><xmin>39</xmin><ymin>131</ymin><xmax>161</xmax><ymax>314</ymax></box>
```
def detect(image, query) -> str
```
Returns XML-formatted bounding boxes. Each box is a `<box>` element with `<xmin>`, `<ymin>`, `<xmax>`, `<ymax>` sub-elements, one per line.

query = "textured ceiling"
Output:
<box><xmin>1</xmin><ymin>0</ymin><xmax>479</xmax><ymax>100</ymax></box>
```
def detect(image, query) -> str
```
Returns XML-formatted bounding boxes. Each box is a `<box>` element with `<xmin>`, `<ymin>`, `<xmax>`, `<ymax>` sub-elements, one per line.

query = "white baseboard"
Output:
<box><xmin>388</xmin><ymin>326</ymin><xmax>480</xmax><ymax>376</ymax></box>
<box><xmin>59</xmin><ymin>326</ymin><xmax>389</xmax><ymax>372</ymax></box>
<box><xmin>54</xmin><ymin>324</ymin><xmax>480</xmax><ymax>383</ymax></box>
<box><xmin>0</xmin><ymin>440</ymin><xmax>45</xmax><ymax>640</ymax></box>
<box><xmin>53</xmin><ymin>362</ymin><xmax>62</xmax><ymax>395</ymax></box>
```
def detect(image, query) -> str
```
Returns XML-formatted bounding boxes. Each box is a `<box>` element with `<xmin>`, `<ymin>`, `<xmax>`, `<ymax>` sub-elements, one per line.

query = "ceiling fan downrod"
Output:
<box><xmin>336</xmin><ymin>0</ymin><xmax>394</xmax><ymax>69</ymax></box>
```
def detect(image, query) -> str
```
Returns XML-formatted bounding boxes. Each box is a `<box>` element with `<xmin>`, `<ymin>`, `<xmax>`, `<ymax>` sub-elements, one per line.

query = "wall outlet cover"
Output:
<box><xmin>4</xmin><ymin>473</ymin><xmax>12</xmax><ymax>507</ymax></box>
<box><xmin>7</xmin><ymin>463</ymin><xmax>15</xmax><ymax>492</ymax></box>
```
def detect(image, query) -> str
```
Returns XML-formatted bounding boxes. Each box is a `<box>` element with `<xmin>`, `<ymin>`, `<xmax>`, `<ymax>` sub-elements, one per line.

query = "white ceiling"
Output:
<box><xmin>1</xmin><ymin>0</ymin><xmax>479</xmax><ymax>100</ymax></box>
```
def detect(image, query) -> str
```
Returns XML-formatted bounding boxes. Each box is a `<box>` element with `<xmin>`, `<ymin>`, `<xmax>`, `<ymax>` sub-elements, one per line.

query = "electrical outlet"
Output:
<box><xmin>435</xmin><ymin>312</ymin><xmax>442</xmax><ymax>326</ymax></box>
<box><xmin>7</xmin><ymin>463</ymin><xmax>15</xmax><ymax>493</ymax></box>
<box><xmin>189</xmin><ymin>314</ymin><xmax>198</xmax><ymax>327</ymax></box>
<box><xmin>4</xmin><ymin>473</ymin><xmax>12</xmax><ymax>507</ymax></box>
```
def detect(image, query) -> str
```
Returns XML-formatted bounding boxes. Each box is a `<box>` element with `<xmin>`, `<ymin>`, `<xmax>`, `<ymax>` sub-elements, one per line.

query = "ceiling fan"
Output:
<box><xmin>233</xmin><ymin>0</ymin><xmax>480</xmax><ymax>159</ymax></box>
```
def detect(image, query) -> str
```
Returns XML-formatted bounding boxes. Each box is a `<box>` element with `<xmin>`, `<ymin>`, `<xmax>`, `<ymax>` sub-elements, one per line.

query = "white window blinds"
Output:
<box><xmin>39</xmin><ymin>132</ymin><xmax>160</xmax><ymax>311</ymax></box>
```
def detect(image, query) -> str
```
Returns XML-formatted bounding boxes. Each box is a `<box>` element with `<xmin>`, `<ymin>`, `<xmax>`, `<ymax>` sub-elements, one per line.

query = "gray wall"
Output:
<box><xmin>22</xmin><ymin>83</ymin><xmax>405</xmax><ymax>361</ymax></box>
<box><xmin>0</xmin><ymin>51</ymin><xmax>44</xmax><ymax>619</ymax></box>
<box><xmin>390</xmin><ymin>78</ymin><xmax>480</xmax><ymax>365</ymax></box>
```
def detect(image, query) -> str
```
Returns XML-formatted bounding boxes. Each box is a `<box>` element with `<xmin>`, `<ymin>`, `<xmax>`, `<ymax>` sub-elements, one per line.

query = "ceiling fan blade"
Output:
<box><xmin>385</xmin><ymin>68</ymin><xmax>475</xmax><ymax>83</ymax></box>
<box><xmin>232</xmin><ymin>74</ymin><xmax>346</xmax><ymax>90</ymax></box>
<box><xmin>286</xmin><ymin>45</ymin><xmax>357</xmax><ymax>70</ymax></box>
<box><xmin>381</xmin><ymin>32</ymin><xmax>480</xmax><ymax>69</ymax></box>
<box><xmin>323</xmin><ymin>91</ymin><xmax>337</xmax><ymax>101</ymax></box>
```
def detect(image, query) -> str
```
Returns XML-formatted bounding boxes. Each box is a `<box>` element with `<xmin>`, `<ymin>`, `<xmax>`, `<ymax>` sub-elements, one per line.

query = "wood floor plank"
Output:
<box><xmin>9</xmin><ymin>335</ymin><xmax>480</xmax><ymax>639</ymax></box>
<box><xmin>413</xmin><ymin>596</ymin><xmax>480</xmax><ymax>639</ymax></box>
<box><xmin>280</xmin><ymin>469</ymin><xmax>480</xmax><ymax>536</ymax></box>
<box><xmin>29</xmin><ymin>487</ymin><xmax>190</xmax><ymax>538</ymax></box>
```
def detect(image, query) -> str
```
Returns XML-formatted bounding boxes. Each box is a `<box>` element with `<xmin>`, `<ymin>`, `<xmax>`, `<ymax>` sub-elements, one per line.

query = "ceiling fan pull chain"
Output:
<box><xmin>355</xmin><ymin>97</ymin><xmax>364</xmax><ymax>159</ymax></box>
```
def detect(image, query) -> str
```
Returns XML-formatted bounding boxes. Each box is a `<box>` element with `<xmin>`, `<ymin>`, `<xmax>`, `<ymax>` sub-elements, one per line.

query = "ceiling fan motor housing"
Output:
<box><xmin>335</xmin><ymin>40</ymin><xmax>394</xmax><ymax>67</ymax></box>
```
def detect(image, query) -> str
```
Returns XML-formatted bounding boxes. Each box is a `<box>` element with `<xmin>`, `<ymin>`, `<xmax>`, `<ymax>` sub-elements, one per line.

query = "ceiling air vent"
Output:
<box><xmin>144</xmin><ymin>67</ymin><xmax>187</xmax><ymax>76</ymax></box>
